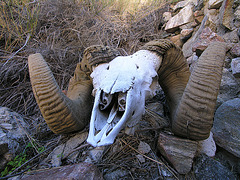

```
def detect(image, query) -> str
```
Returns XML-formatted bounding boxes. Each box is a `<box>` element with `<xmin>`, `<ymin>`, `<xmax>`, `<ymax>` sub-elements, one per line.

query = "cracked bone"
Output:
<box><xmin>87</xmin><ymin>50</ymin><xmax>162</xmax><ymax>147</ymax></box>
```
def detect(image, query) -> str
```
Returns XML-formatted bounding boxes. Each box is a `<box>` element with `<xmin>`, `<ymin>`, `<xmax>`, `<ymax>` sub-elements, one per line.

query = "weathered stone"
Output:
<box><xmin>192</xmin><ymin>27</ymin><xmax>224</xmax><ymax>55</ymax></box>
<box><xmin>20</xmin><ymin>162</ymin><xmax>103</xmax><ymax>180</ymax></box>
<box><xmin>165</xmin><ymin>4</ymin><xmax>194</xmax><ymax>33</ymax></box>
<box><xmin>218</xmin><ymin>68</ymin><xmax>240</xmax><ymax>106</ymax></box>
<box><xmin>238</xmin><ymin>27</ymin><xmax>240</xmax><ymax>37</ymax></box>
<box><xmin>182</xmin><ymin>15</ymin><xmax>208</xmax><ymax>58</ymax></box>
<box><xmin>231</xmin><ymin>58</ymin><xmax>240</xmax><ymax>78</ymax></box>
<box><xmin>197</xmin><ymin>132</ymin><xmax>216</xmax><ymax>157</ymax></box>
<box><xmin>234</xmin><ymin>5</ymin><xmax>240</xmax><ymax>20</ymax></box>
<box><xmin>213</xmin><ymin>98</ymin><xmax>240</xmax><ymax>158</ymax></box>
<box><xmin>138</xmin><ymin>141</ymin><xmax>151</xmax><ymax>154</ymax></box>
<box><xmin>223</xmin><ymin>29</ymin><xmax>239</xmax><ymax>43</ymax></box>
<box><xmin>162</xmin><ymin>12</ymin><xmax>171</xmax><ymax>22</ymax></box>
<box><xmin>104</xmin><ymin>169</ymin><xmax>128</xmax><ymax>180</ymax></box>
<box><xmin>194</xmin><ymin>15</ymin><xmax>204</xmax><ymax>24</ymax></box>
<box><xmin>206</xmin><ymin>8</ymin><xmax>219</xmax><ymax>32</ymax></box>
<box><xmin>219</xmin><ymin>0</ymin><xmax>234</xmax><ymax>30</ymax></box>
<box><xmin>230</xmin><ymin>43</ymin><xmax>240</xmax><ymax>57</ymax></box>
<box><xmin>62</xmin><ymin>132</ymin><xmax>88</xmax><ymax>159</ymax></box>
<box><xmin>180</xmin><ymin>28</ymin><xmax>194</xmax><ymax>42</ymax></box>
<box><xmin>44</xmin><ymin>132</ymin><xmax>88</xmax><ymax>167</ymax></box>
<box><xmin>170</xmin><ymin>34</ymin><xmax>183</xmax><ymax>47</ymax></box>
<box><xmin>0</xmin><ymin>107</ymin><xmax>28</xmax><ymax>171</ymax></box>
<box><xmin>208</xmin><ymin>0</ymin><xmax>223</xmax><ymax>9</ymax></box>
<box><xmin>194</xmin><ymin>10</ymin><xmax>204</xmax><ymax>17</ymax></box>
<box><xmin>157</xmin><ymin>132</ymin><xmax>198</xmax><ymax>174</ymax></box>
<box><xmin>89</xmin><ymin>146</ymin><xmax>106</xmax><ymax>163</ymax></box>
<box><xmin>173</xmin><ymin>0</ymin><xmax>198</xmax><ymax>12</ymax></box>
<box><xmin>193</xmin><ymin>154</ymin><xmax>237</xmax><ymax>180</ymax></box>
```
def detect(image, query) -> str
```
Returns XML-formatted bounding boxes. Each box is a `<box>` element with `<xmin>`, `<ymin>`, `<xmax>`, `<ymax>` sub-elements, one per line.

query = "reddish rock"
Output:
<box><xmin>192</xmin><ymin>27</ymin><xmax>224</xmax><ymax>54</ymax></box>
<box><xmin>194</xmin><ymin>10</ymin><xmax>204</xmax><ymax>17</ymax></box>
<box><xmin>21</xmin><ymin>163</ymin><xmax>103</xmax><ymax>180</ymax></box>
<box><xmin>170</xmin><ymin>34</ymin><xmax>183</xmax><ymax>47</ymax></box>
<box><xmin>194</xmin><ymin>15</ymin><xmax>204</xmax><ymax>24</ymax></box>
<box><xmin>158</xmin><ymin>132</ymin><xmax>198</xmax><ymax>174</ymax></box>
<box><xmin>181</xmin><ymin>28</ymin><xmax>194</xmax><ymax>37</ymax></box>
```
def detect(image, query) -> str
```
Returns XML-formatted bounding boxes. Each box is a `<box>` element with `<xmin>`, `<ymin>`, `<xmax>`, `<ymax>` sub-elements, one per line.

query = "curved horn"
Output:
<box><xmin>28</xmin><ymin>53</ymin><xmax>93</xmax><ymax>134</ymax></box>
<box><xmin>28</xmin><ymin>46</ymin><xmax>120</xmax><ymax>134</ymax></box>
<box><xmin>141</xmin><ymin>40</ymin><xmax>226</xmax><ymax>140</ymax></box>
<box><xmin>172</xmin><ymin>42</ymin><xmax>226</xmax><ymax>140</ymax></box>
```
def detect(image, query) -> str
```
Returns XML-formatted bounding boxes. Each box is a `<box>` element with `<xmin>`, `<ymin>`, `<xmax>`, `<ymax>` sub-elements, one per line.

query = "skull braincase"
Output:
<box><xmin>87</xmin><ymin>50</ymin><xmax>161</xmax><ymax>146</ymax></box>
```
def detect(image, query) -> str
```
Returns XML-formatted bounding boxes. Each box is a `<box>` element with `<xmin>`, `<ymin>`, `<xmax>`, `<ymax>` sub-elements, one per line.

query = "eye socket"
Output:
<box><xmin>107</xmin><ymin>66</ymin><xmax>109</xmax><ymax>70</ymax></box>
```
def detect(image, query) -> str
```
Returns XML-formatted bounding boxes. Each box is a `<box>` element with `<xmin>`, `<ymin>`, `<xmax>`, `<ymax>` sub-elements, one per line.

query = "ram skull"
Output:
<box><xmin>28</xmin><ymin>39</ymin><xmax>227</xmax><ymax>148</ymax></box>
<box><xmin>87</xmin><ymin>50</ymin><xmax>161</xmax><ymax>146</ymax></box>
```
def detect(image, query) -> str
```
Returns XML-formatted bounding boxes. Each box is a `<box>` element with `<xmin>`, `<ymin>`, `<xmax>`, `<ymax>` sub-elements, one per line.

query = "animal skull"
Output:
<box><xmin>87</xmin><ymin>50</ymin><xmax>162</xmax><ymax>146</ymax></box>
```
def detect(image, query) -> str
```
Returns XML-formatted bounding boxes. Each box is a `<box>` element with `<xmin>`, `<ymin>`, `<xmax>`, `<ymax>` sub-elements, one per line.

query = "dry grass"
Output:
<box><xmin>0</xmin><ymin>0</ymin><xmax>171</xmax><ymax>115</ymax></box>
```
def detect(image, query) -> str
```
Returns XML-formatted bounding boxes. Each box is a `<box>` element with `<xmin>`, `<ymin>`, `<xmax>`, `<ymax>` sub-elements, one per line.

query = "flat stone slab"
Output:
<box><xmin>157</xmin><ymin>132</ymin><xmax>198</xmax><ymax>174</ymax></box>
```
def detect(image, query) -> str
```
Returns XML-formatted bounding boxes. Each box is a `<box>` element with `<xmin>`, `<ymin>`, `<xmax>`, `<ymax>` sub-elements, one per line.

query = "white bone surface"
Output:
<box><xmin>87</xmin><ymin>50</ymin><xmax>162</xmax><ymax>147</ymax></box>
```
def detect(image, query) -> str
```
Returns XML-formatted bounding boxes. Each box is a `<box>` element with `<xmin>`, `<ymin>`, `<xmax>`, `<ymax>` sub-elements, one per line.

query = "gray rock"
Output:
<box><xmin>89</xmin><ymin>146</ymin><xmax>106</xmax><ymax>163</ymax></box>
<box><xmin>165</xmin><ymin>4</ymin><xmax>194</xmax><ymax>33</ymax></box>
<box><xmin>194</xmin><ymin>154</ymin><xmax>237</xmax><ymax>180</ymax></box>
<box><xmin>223</xmin><ymin>29</ymin><xmax>239</xmax><ymax>43</ymax></box>
<box><xmin>0</xmin><ymin>107</ymin><xmax>28</xmax><ymax>171</ymax></box>
<box><xmin>238</xmin><ymin>28</ymin><xmax>240</xmax><ymax>37</ymax></box>
<box><xmin>157</xmin><ymin>132</ymin><xmax>198</xmax><ymax>174</ymax></box>
<box><xmin>218</xmin><ymin>68</ymin><xmax>240</xmax><ymax>106</ymax></box>
<box><xmin>20</xmin><ymin>162</ymin><xmax>103</xmax><ymax>180</ymax></box>
<box><xmin>213</xmin><ymin>98</ymin><xmax>240</xmax><ymax>158</ymax></box>
<box><xmin>104</xmin><ymin>169</ymin><xmax>128</xmax><ymax>180</ymax></box>
<box><xmin>231</xmin><ymin>58</ymin><xmax>240</xmax><ymax>78</ymax></box>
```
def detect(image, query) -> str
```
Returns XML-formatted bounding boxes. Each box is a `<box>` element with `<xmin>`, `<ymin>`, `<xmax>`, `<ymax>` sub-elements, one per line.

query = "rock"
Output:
<box><xmin>20</xmin><ymin>162</ymin><xmax>103</xmax><ymax>180</ymax></box>
<box><xmin>238</xmin><ymin>28</ymin><xmax>240</xmax><ymax>37</ymax></box>
<box><xmin>231</xmin><ymin>58</ymin><xmax>240</xmax><ymax>78</ymax></box>
<box><xmin>62</xmin><ymin>132</ymin><xmax>88</xmax><ymax>159</ymax></box>
<box><xmin>157</xmin><ymin>132</ymin><xmax>198</xmax><ymax>174</ymax></box>
<box><xmin>218</xmin><ymin>68</ymin><xmax>240</xmax><ymax>106</ymax></box>
<box><xmin>182</xmin><ymin>15</ymin><xmax>208</xmax><ymax>58</ymax></box>
<box><xmin>194</xmin><ymin>15</ymin><xmax>204</xmax><ymax>24</ymax></box>
<box><xmin>219</xmin><ymin>0</ymin><xmax>234</xmax><ymax>30</ymax></box>
<box><xmin>165</xmin><ymin>4</ymin><xmax>194</xmax><ymax>33</ymax></box>
<box><xmin>208</xmin><ymin>0</ymin><xmax>223</xmax><ymax>9</ymax></box>
<box><xmin>186</xmin><ymin>52</ymin><xmax>198</xmax><ymax>72</ymax></box>
<box><xmin>206</xmin><ymin>8</ymin><xmax>219</xmax><ymax>31</ymax></box>
<box><xmin>170</xmin><ymin>34</ymin><xmax>183</xmax><ymax>47</ymax></box>
<box><xmin>197</xmin><ymin>132</ymin><xmax>216</xmax><ymax>157</ymax></box>
<box><xmin>181</xmin><ymin>28</ymin><xmax>194</xmax><ymax>42</ymax></box>
<box><xmin>89</xmin><ymin>146</ymin><xmax>106</xmax><ymax>163</ymax></box>
<box><xmin>163</xmin><ymin>12</ymin><xmax>171</xmax><ymax>22</ymax></box>
<box><xmin>104</xmin><ymin>169</ymin><xmax>128</xmax><ymax>180</ymax></box>
<box><xmin>193</xmin><ymin>0</ymin><xmax>204</xmax><ymax>11</ymax></box>
<box><xmin>193</xmin><ymin>154</ymin><xmax>237</xmax><ymax>180</ymax></box>
<box><xmin>192</xmin><ymin>27</ymin><xmax>224</xmax><ymax>55</ymax></box>
<box><xmin>234</xmin><ymin>5</ymin><xmax>240</xmax><ymax>20</ymax></box>
<box><xmin>173</xmin><ymin>0</ymin><xmax>198</xmax><ymax>12</ymax></box>
<box><xmin>0</xmin><ymin>107</ymin><xmax>28</xmax><ymax>171</ymax></box>
<box><xmin>44</xmin><ymin>132</ymin><xmax>88</xmax><ymax>167</ymax></box>
<box><xmin>213</xmin><ymin>98</ymin><xmax>240</xmax><ymax>158</ymax></box>
<box><xmin>223</xmin><ymin>29</ymin><xmax>239</xmax><ymax>43</ymax></box>
<box><xmin>230</xmin><ymin>43</ymin><xmax>240</xmax><ymax>57</ymax></box>
<box><xmin>138</xmin><ymin>141</ymin><xmax>151</xmax><ymax>154</ymax></box>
